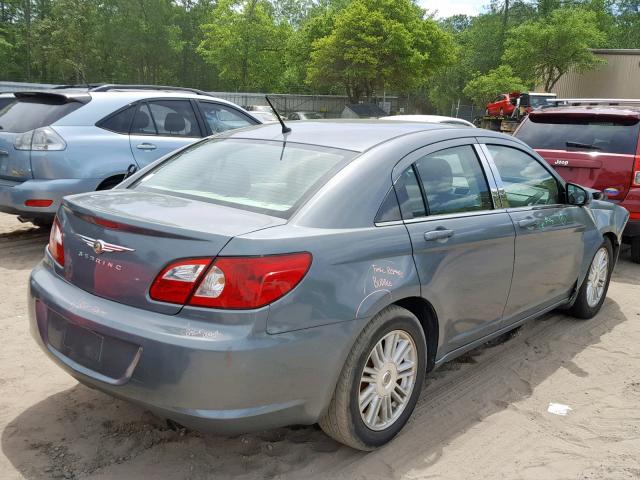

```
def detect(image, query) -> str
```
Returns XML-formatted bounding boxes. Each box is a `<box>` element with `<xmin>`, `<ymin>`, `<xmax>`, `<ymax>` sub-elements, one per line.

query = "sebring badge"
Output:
<box><xmin>76</xmin><ymin>234</ymin><xmax>135</xmax><ymax>254</ymax></box>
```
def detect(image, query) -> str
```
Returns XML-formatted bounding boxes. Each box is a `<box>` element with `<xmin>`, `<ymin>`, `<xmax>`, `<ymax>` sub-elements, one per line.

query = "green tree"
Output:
<box><xmin>503</xmin><ymin>8</ymin><xmax>607</xmax><ymax>91</ymax></box>
<box><xmin>462</xmin><ymin>65</ymin><xmax>529</xmax><ymax>108</ymax></box>
<box><xmin>198</xmin><ymin>0</ymin><xmax>292</xmax><ymax>91</ymax></box>
<box><xmin>307</xmin><ymin>0</ymin><xmax>455</xmax><ymax>103</ymax></box>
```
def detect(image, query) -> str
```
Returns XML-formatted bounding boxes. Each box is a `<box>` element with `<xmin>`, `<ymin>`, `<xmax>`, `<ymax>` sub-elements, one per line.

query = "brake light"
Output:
<box><xmin>149</xmin><ymin>258</ymin><xmax>212</xmax><ymax>304</ymax></box>
<box><xmin>633</xmin><ymin>156</ymin><xmax>640</xmax><ymax>187</ymax></box>
<box><xmin>149</xmin><ymin>253</ymin><xmax>312</xmax><ymax>309</ymax></box>
<box><xmin>48</xmin><ymin>216</ymin><xmax>64</xmax><ymax>266</ymax></box>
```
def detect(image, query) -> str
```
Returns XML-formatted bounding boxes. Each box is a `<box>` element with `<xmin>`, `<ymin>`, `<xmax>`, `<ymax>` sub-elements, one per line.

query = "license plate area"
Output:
<box><xmin>46</xmin><ymin>308</ymin><xmax>141</xmax><ymax>382</ymax></box>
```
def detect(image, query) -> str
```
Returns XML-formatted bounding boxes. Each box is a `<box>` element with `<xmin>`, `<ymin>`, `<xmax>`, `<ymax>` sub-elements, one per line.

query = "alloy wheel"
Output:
<box><xmin>358</xmin><ymin>330</ymin><xmax>418</xmax><ymax>431</ymax></box>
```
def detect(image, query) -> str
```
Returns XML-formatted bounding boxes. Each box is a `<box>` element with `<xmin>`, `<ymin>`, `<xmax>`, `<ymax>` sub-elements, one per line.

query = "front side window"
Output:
<box><xmin>414</xmin><ymin>145</ymin><xmax>493</xmax><ymax>216</ymax></box>
<box><xmin>133</xmin><ymin>139</ymin><xmax>356</xmax><ymax>218</ymax></box>
<box><xmin>487</xmin><ymin>144</ymin><xmax>560</xmax><ymax>207</ymax></box>
<box><xmin>199</xmin><ymin>102</ymin><xmax>255</xmax><ymax>133</ymax></box>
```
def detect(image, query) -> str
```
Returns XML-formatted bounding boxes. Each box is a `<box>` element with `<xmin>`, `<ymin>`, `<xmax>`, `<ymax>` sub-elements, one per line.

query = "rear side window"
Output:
<box><xmin>0</xmin><ymin>98</ymin><xmax>82</xmax><ymax>133</ymax></box>
<box><xmin>133</xmin><ymin>139</ymin><xmax>356</xmax><ymax>218</ymax></box>
<box><xmin>516</xmin><ymin>115</ymin><xmax>640</xmax><ymax>155</ymax></box>
<box><xmin>97</xmin><ymin>105</ymin><xmax>135</xmax><ymax>134</ymax></box>
<box><xmin>147</xmin><ymin>100</ymin><xmax>200</xmax><ymax>137</ymax></box>
<box><xmin>415</xmin><ymin>146</ymin><xmax>493</xmax><ymax>216</ymax></box>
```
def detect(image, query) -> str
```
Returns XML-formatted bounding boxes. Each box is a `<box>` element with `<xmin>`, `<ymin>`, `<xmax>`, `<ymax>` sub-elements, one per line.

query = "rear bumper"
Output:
<box><xmin>0</xmin><ymin>178</ymin><xmax>100</xmax><ymax>217</ymax></box>
<box><xmin>28</xmin><ymin>261</ymin><xmax>362</xmax><ymax>434</ymax></box>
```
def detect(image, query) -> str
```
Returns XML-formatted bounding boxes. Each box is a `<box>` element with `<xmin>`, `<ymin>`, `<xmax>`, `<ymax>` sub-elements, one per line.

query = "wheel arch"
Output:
<box><xmin>393</xmin><ymin>297</ymin><xmax>439</xmax><ymax>372</ymax></box>
<box><xmin>96</xmin><ymin>174</ymin><xmax>126</xmax><ymax>190</ymax></box>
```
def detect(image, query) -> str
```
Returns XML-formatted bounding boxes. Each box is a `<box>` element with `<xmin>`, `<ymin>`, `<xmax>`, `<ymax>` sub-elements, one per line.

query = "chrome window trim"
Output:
<box><xmin>374</xmin><ymin>220</ymin><xmax>405</xmax><ymax>227</ymax></box>
<box><xmin>473</xmin><ymin>143</ymin><xmax>503</xmax><ymax>209</ymax></box>
<box><xmin>402</xmin><ymin>208</ymin><xmax>508</xmax><ymax>225</ymax></box>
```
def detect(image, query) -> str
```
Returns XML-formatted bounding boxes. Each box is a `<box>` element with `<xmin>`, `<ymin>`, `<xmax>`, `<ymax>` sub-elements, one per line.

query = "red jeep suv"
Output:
<box><xmin>515</xmin><ymin>100</ymin><xmax>640</xmax><ymax>263</ymax></box>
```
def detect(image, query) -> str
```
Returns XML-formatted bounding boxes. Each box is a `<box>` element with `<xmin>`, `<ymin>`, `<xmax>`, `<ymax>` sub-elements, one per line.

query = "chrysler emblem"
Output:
<box><xmin>76</xmin><ymin>234</ymin><xmax>135</xmax><ymax>254</ymax></box>
<box><xmin>93</xmin><ymin>239</ymin><xmax>105</xmax><ymax>255</ymax></box>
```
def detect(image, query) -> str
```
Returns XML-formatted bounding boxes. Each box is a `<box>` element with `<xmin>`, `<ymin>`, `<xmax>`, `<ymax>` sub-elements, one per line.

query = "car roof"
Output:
<box><xmin>221</xmin><ymin>119</ymin><xmax>492</xmax><ymax>152</ymax></box>
<box><xmin>379</xmin><ymin>115</ymin><xmax>475</xmax><ymax>126</ymax></box>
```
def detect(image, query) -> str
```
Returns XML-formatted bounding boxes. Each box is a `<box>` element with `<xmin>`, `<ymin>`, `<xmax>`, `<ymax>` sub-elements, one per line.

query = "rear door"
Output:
<box><xmin>480</xmin><ymin>140</ymin><xmax>591</xmax><ymax>323</ymax></box>
<box><xmin>129</xmin><ymin>99</ymin><xmax>202</xmax><ymax>166</ymax></box>
<box><xmin>395</xmin><ymin>140</ymin><xmax>515</xmax><ymax>355</ymax></box>
<box><xmin>515</xmin><ymin>112</ymin><xmax>640</xmax><ymax>202</ymax></box>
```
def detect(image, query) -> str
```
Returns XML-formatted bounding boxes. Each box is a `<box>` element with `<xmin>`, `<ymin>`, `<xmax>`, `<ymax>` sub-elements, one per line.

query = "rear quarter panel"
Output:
<box><xmin>32</xmin><ymin>126</ymin><xmax>134</xmax><ymax>180</ymax></box>
<box><xmin>221</xmin><ymin>224</ymin><xmax>419</xmax><ymax>334</ymax></box>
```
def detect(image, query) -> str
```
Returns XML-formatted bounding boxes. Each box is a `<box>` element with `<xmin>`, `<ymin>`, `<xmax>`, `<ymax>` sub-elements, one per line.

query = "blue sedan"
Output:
<box><xmin>29</xmin><ymin>120</ymin><xmax>628</xmax><ymax>450</ymax></box>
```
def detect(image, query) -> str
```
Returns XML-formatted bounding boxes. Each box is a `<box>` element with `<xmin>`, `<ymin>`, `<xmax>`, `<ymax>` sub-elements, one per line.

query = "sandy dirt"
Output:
<box><xmin>0</xmin><ymin>212</ymin><xmax>639</xmax><ymax>480</ymax></box>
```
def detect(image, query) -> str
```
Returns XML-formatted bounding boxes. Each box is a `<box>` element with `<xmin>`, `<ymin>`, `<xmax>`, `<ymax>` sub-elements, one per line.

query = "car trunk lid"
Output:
<box><xmin>58</xmin><ymin>190</ymin><xmax>286</xmax><ymax>314</ymax></box>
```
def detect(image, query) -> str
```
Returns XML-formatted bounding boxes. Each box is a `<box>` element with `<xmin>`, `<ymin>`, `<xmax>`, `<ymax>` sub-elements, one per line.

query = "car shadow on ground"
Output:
<box><xmin>1</xmin><ymin>296</ymin><xmax>628</xmax><ymax>480</ymax></box>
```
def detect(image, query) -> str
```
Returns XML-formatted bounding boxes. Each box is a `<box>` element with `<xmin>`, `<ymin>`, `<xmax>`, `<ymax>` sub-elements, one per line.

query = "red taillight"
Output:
<box><xmin>48</xmin><ymin>216</ymin><xmax>64</xmax><ymax>266</ymax></box>
<box><xmin>633</xmin><ymin>156</ymin><xmax>640</xmax><ymax>187</ymax></box>
<box><xmin>149</xmin><ymin>258</ymin><xmax>212</xmax><ymax>304</ymax></box>
<box><xmin>25</xmin><ymin>199</ymin><xmax>53</xmax><ymax>207</ymax></box>
<box><xmin>630</xmin><ymin>212</ymin><xmax>640</xmax><ymax>220</ymax></box>
<box><xmin>149</xmin><ymin>253</ymin><xmax>312</xmax><ymax>309</ymax></box>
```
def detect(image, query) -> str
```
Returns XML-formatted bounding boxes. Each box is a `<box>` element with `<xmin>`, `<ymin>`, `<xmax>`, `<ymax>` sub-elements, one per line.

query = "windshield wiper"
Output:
<box><xmin>566</xmin><ymin>141</ymin><xmax>601</xmax><ymax>150</ymax></box>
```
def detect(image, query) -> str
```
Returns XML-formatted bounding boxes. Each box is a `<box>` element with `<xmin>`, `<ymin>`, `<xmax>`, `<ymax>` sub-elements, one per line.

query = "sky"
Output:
<box><xmin>419</xmin><ymin>0</ymin><xmax>487</xmax><ymax>18</ymax></box>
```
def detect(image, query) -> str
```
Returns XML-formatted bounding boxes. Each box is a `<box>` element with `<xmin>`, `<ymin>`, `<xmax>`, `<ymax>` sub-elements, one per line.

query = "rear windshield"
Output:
<box><xmin>516</xmin><ymin>115</ymin><xmax>640</xmax><ymax>155</ymax></box>
<box><xmin>0</xmin><ymin>98</ymin><xmax>83</xmax><ymax>133</ymax></box>
<box><xmin>133</xmin><ymin>138</ymin><xmax>357</xmax><ymax>218</ymax></box>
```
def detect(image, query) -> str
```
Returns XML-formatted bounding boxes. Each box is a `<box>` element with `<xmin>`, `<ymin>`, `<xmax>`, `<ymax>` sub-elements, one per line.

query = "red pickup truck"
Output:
<box><xmin>515</xmin><ymin>101</ymin><xmax>640</xmax><ymax>263</ymax></box>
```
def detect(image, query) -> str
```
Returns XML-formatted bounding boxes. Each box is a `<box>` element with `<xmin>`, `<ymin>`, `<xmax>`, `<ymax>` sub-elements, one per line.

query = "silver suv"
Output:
<box><xmin>0</xmin><ymin>85</ymin><xmax>260</xmax><ymax>225</ymax></box>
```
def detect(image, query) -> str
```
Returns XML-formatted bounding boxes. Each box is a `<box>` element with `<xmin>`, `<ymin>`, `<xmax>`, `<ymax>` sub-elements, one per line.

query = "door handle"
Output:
<box><xmin>424</xmin><ymin>229</ymin><xmax>454</xmax><ymax>242</ymax></box>
<box><xmin>136</xmin><ymin>143</ymin><xmax>157</xmax><ymax>151</ymax></box>
<box><xmin>518</xmin><ymin>218</ymin><xmax>538</xmax><ymax>229</ymax></box>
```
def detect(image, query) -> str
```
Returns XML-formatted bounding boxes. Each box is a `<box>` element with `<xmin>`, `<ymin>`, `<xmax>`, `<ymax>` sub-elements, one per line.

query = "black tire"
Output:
<box><xmin>567</xmin><ymin>238</ymin><xmax>613</xmax><ymax>319</ymax></box>
<box><xmin>319</xmin><ymin>305</ymin><xmax>426</xmax><ymax>450</ymax></box>
<box><xmin>631</xmin><ymin>237</ymin><xmax>640</xmax><ymax>264</ymax></box>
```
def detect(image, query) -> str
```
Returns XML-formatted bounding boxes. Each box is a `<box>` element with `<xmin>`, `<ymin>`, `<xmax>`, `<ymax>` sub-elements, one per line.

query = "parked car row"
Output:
<box><xmin>0</xmin><ymin>83</ymin><xmax>633</xmax><ymax>452</ymax></box>
<box><xmin>28</xmin><ymin>111</ymin><xmax>628</xmax><ymax>450</ymax></box>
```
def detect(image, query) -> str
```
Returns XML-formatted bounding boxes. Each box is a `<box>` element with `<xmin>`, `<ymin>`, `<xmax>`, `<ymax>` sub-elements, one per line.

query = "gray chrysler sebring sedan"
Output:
<box><xmin>29</xmin><ymin>121</ymin><xmax>628</xmax><ymax>450</ymax></box>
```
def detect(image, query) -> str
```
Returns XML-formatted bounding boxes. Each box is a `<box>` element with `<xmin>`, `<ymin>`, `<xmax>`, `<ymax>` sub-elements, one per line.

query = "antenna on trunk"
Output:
<box><xmin>265</xmin><ymin>96</ymin><xmax>291</xmax><ymax>134</ymax></box>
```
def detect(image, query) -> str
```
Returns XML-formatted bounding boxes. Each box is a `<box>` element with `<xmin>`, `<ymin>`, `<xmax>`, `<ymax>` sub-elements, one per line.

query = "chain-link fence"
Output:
<box><xmin>449</xmin><ymin>101</ymin><xmax>480</xmax><ymax>123</ymax></box>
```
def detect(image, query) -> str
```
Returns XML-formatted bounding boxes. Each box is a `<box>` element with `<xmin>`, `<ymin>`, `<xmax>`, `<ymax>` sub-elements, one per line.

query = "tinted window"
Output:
<box><xmin>516</xmin><ymin>115</ymin><xmax>640</xmax><ymax>155</ymax></box>
<box><xmin>375</xmin><ymin>188</ymin><xmax>402</xmax><ymax>223</ymax></box>
<box><xmin>148</xmin><ymin>100</ymin><xmax>200</xmax><ymax>137</ymax></box>
<box><xmin>199</xmin><ymin>102</ymin><xmax>254</xmax><ymax>133</ymax></box>
<box><xmin>133</xmin><ymin>139</ymin><xmax>355</xmax><ymax>218</ymax></box>
<box><xmin>132</xmin><ymin>103</ymin><xmax>156</xmax><ymax>135</ymax></box>
<box><xmin>97</xmin><ymin>105</ymin><xmax>135</xmax><ymax>134</ymax></box>
<box><xmin>0</xmin><ymin>98</ymin><xmax>82</xmax><ymax>133</ymax></box>
<box><xmin>487</xmin><ymin>144</ymin><xmax>560</xmax><ymax>207</ymax></box>
<box><xmin>415</xmin><ymin>146</ymin><xmax>492</xmax><ymax>216</ymax></box>
<box><xmin>395</xmin><ymin>166</ymin><xmax>426</xmax><ymax>219</ymax></box>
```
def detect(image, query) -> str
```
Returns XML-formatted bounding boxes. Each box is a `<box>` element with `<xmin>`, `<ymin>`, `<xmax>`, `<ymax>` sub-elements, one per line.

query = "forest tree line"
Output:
<box><xmin>1</xmin><ymin>0</ymin><xmax>639</xmax><ymax>111</ymax></box>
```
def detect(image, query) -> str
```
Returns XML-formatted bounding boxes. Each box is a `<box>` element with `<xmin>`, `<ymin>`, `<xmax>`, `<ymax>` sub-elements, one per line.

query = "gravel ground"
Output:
<box><xmin>0</xmin><ymin>212</ymin><xmax>639</xmax><ymax>480</ymax></box>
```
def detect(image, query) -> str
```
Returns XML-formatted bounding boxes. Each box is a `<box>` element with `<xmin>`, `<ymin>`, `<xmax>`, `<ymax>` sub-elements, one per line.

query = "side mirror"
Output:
<box><xmin>566</xmin><ymin>183</ymin><xmax>592</xmax><ymax>206</ymax></box>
